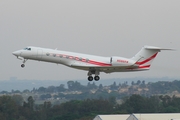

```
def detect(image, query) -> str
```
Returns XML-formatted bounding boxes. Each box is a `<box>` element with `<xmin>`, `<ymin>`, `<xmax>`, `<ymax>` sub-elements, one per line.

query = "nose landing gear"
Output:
<box><xmin>21</xmin><ymin>64</ymin><xmax>25</xmax><ymax>68</ymax></box>
<box><xmin>21</xmin><ymin>59</ymin><xmax>28</xmax><ymax>68</ymax></box>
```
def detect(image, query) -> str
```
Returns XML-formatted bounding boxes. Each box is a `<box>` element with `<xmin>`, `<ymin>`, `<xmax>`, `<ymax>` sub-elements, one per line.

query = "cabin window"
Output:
<box><xmin>46</xmin><ymin>53</ymin><xmax>50</xmax><ymax>56</ymax></box>
<box><xmin>53</xmin><ymin>54</ymin><xmax>56</xmax><ymax>57</ymax></box>
<box><xmin>79</xmin><ymin>57</ymin><xmax>82</xmax><ymax>61</ymax></box>
<box><xmin>59</xmin><ymin>55</ymin><xmax>63</xmax><ymax>58</ymax></box>
<box><xmin>28</xmin><ymin>48</ymin><xmax>31</xmax><ymax>50</ymax></box>
<box><xmin>86</xmin><ymin>58</ymin><xmax>89</xmax><ymax>62</ymax></box>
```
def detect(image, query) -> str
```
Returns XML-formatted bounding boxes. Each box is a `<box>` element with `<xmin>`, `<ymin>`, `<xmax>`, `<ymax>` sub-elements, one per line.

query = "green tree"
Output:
<box><xmin>57</xmin><ymin>84</ymin><xmax>66</xmax><ymax>92</ymax></box>
<box><xmin>163</xmin><ymin>106</ymin><xmax>179</xmax><ymax>113</ymax></box>
<box><xmin>38</xmin><ymin>87</ymin><xmax>46</xmax><ymax>93</ymax></box>
<box><xmin>0</xmin><ymin>96</ymin><xmax>19</xmax><ymax>119</ymax></box>
<box><xmin>11</xmin><ymin>95</ymin><xmax>23</xmax><ymax>106</ymax></box>
<box><xmin>118</xmin><ymin>94</ymin><xmax>147</xmax><ymax>113</ymax></box>
<box><xmin>23</xmin><ymin>96</ymin><xmax>34</xmax><ymax>110</ymax></box>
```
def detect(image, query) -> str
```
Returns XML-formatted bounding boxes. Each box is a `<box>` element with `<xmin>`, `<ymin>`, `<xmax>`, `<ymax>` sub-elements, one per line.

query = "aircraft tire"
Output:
<box><xmin>21</xmin><ymin>64</ymin><xmax>25</xmax><ymax>68</ymax></box>
<box><xmin>94</xmin><ymin>76</ymin><xmax>100</xmax><ymax>81</ymax></box>
<box><xmin>88</xmin><ymin>76</ymin><xmax>93</xmax><ymax>81</ymax></box>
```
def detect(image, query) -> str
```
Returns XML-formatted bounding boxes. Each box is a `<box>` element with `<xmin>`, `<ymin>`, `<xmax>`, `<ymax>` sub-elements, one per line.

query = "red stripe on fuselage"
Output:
<box><xmin>49</xmin><ymin>53</ymin><xmax>111</xmax><ymax>66</ymax></box>
<box><xmin>89</xmin><ymin>60</ymin><xmax>111</xmax><ymax>66</ymax></box>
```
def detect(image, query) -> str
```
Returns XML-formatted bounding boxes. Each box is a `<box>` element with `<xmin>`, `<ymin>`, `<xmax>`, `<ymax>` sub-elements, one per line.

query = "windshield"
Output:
<box><xmin>23</xmin><ymin>47</ymin><xmax>31</xmax><ymax>51</ymax></box>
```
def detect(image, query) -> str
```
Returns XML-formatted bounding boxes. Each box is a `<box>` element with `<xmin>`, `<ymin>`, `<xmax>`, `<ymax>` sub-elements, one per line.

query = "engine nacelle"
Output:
<box><xmin>111</xmin><ymin>56</ymin><xmax>135</xmax><ymax>66</ymax></box>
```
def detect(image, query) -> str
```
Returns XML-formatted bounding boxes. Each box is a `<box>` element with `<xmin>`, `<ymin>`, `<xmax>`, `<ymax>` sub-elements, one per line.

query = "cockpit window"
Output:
<box><xmin>23</xmin><ymin>48</ymin><xmax>31</xmax><ymax>51</ymax></box>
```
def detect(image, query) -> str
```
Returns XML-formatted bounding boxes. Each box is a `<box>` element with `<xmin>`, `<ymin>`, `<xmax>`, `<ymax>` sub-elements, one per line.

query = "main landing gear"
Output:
<box><xmin>88</xmin><ymin>76</ymin><xmax>100</xmax><ymax>81</ymax></box>
<box><xmin>87</xmin><ymin>71</ymin><xmax>100</xmax><ymax>81</ymax></box>
<box><xmin>21</xmin><ymin>59</ymin><xmax>28</xmax><ymax>68</ymax></box>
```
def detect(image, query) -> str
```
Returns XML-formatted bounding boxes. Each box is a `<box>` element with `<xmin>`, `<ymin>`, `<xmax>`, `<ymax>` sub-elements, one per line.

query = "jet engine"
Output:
<box><xmin>110</xmin><ymin>56</ymin><xmax>135</xmax><ymax>66</ymax></box>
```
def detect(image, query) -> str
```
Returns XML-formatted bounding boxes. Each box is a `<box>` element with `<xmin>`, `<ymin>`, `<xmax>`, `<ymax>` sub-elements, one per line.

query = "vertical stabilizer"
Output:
<box><xmin>131</xmin><ymin>46</ymin><xmax>173</xmax><ymax>69</ymax></box>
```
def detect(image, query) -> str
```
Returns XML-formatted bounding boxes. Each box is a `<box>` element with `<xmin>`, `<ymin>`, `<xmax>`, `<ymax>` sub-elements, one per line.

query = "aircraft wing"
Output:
<box><xmin>70</xmin><ymin>64</ymin><xmax>138</xmax><ymax>73</ymax></box>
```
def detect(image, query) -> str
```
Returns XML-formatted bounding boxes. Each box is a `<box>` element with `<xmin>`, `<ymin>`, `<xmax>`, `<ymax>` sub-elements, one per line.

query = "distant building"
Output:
<box><xmin>93</xmin><ymin>113</ymin><xmax>180</xmax><ymax>120</ymax></box>
<box><xmin>127</xmin><ymin>113</ymin><xmax>180</xmax><ymax>120</ymax></box>
<box><xmin>93</xmin><ymin>115</ymin><xmax>130</xmax><ymax>120</ymax></box>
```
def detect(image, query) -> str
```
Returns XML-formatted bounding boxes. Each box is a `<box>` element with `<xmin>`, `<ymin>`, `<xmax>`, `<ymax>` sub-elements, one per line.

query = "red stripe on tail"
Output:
<box><xmin>135</xmin><ymin>53</ymin><xmax>158</xmax><ymax>65</ymax></box>
<box><xmin>138</xmin><ymin>65</ymin><xmax>151</xmax><ymax>69</ymax></box>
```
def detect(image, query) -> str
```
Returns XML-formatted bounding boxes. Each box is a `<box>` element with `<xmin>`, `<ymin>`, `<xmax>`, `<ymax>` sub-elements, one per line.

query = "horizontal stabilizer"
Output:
<box><xmin>144</xmin><ymin>46</ymin><xmax>175</xmax><ymax>51</ymax></box>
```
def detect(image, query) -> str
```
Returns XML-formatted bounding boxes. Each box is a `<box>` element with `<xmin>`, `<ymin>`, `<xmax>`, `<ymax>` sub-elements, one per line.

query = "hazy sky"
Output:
<box><xmin>0</xmin><ymin>0</ymin><xmax>180</xmax><ymax>80</ymax></box>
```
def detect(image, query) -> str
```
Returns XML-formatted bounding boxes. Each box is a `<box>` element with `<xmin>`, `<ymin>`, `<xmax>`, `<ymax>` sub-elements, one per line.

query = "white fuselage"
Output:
<box><xmin>13</xmin><ymin>45</ymin><xmax>170</xmax><ymax>81</ymax></box>
<box><xmin>13</xmin><ymin>46</ymin><xmax>138</xmax><ymax>73</ymax></box>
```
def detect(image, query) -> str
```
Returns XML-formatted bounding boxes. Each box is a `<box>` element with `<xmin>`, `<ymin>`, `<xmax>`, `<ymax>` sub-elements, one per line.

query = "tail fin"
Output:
<box><xmin>131</xmin><ymin>46</ymin><xmax>173</xmax><ymax>69</ymax></box>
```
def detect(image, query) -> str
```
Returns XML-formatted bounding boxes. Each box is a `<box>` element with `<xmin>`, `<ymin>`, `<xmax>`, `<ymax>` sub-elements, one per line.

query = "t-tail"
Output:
<box><xmin>131</xmin><ymin>46</ymin><xmax>174</xmax><ymax>70</ymax></box>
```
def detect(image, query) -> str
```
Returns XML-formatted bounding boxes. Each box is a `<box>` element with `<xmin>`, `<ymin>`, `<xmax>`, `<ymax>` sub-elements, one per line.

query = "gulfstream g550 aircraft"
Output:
<box><xmin>12</xmin><ymin>46</ymin><xmax>173</xmax><ymax>81</ymax></box>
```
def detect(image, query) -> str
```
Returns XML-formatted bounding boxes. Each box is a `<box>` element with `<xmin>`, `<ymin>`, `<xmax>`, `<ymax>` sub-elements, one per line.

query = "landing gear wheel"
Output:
<box><xmin>94</xmin><ymin>76</ymin><xmax>100</xmax><ymax>81</ymax></box>
<box><xmin>21</xmin><ymin>64</ymin><xmax>25</xmax><ymax>68</ymax></box>
<box><xmin>88</xmin><ymin>76</ymin><xmax>93</xmax><ymax>81</ymax></box>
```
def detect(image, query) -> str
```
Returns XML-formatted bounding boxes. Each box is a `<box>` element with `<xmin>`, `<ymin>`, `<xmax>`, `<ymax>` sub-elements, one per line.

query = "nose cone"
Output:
<box><xmin>12</xmin><ymin>51</ymin><xmax>21</xmax><ymax>56</ymax></box>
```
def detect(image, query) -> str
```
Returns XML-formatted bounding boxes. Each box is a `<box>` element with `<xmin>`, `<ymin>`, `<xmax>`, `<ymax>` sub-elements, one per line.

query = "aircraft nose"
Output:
<box><xmin>12</xmin><ymin>51</ymin><xmax>21</xmax><ymax>56</ymax></box>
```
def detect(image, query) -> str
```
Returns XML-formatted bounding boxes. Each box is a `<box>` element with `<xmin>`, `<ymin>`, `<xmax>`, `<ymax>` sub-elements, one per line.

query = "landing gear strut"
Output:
<box><xmin>21</xmin><ymin>59</ymin><xmax>27</xmax><ymax>68</ymax></box>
